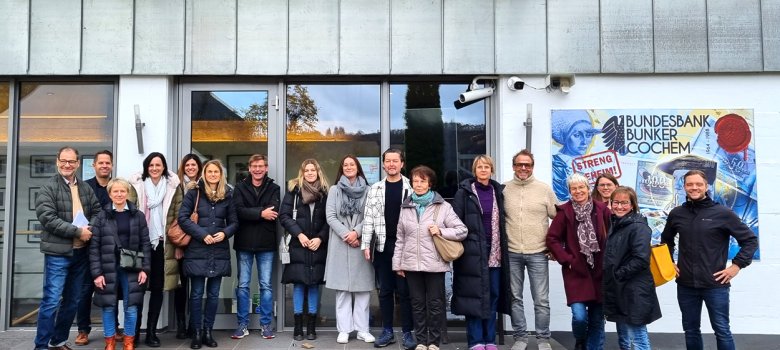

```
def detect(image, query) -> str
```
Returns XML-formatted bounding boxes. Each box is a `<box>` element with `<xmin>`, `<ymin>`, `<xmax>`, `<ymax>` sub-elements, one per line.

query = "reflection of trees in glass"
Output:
<box><xmin>404</xmin><ymin>83</ymin><xmax>444</xmax><ymax>185</ymax></box>
<box><xmin>287</xmin><ymin>84</ymin><xmax>319</xmax><ymax>134</ymax></box>
<box><xmin>240</xmin><ymin>102</ymin><xmax>268</xmax><ymax>136</ymax></box>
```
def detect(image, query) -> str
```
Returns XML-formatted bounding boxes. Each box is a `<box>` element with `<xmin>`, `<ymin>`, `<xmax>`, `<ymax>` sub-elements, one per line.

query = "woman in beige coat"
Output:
<box><xmin>393</xmin><ymin>165</ymin><xmax>467</xmax><ymax>350</ymax></box>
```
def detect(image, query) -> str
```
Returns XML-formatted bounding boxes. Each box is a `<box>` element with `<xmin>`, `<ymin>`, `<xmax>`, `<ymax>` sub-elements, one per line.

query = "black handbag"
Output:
<box><xmin>119</xmin><ymin>248</ymin><xmax>144</xmax><ymax>272</ymax></box>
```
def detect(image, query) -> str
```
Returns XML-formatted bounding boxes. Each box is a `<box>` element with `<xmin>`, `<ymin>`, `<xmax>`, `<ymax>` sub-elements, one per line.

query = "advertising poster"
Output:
<box><xmin>551</xmin><ymin>109</ymin><xmax>759</xmax><ymax>260</ymax></box>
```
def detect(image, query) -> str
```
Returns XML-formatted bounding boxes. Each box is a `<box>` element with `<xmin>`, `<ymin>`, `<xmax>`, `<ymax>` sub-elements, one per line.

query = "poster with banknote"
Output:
<box><xmin>550</xmin><ymin>109</ymin><xmax>759</xmax><ymax>260</ymax></box>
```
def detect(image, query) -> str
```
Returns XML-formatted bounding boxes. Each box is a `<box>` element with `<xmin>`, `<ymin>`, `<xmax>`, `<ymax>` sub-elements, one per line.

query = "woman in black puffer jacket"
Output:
<box><xmin>90</xmin><ymin>178</ymin><xmax>152</xmax><ymax>350</ymax></box>
<box><xmin>280</xmin><ymin>159</ymin><xmax>330</xmax><ymax>340</ymax></box>
<box><xmin>179</xmin><ymin>160</ymin><xmax>238</xmax><ymax>349</ymax></box>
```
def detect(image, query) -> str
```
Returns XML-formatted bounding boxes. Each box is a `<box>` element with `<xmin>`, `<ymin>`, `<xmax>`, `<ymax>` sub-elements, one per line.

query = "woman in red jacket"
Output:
<box><xmin>546</xmin><ymin>173</ymin><xmax>611</xmax><ymax>350</ymax></box>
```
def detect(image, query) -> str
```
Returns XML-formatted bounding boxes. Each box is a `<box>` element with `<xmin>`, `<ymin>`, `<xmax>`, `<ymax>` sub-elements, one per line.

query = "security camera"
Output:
<box><xmin>459</xmin><ymin>87</ymin><xmax>494</xmax><ymax>103</ymax></box>
<box><xmin>507</xmin><ymin>76</ymin><xmax>525</xmax><ymax>91</ymax></box>
<box><xmin>545</xmin><ymin>74</ymin><xmax>576</xmax><ymax>93</ymax></box>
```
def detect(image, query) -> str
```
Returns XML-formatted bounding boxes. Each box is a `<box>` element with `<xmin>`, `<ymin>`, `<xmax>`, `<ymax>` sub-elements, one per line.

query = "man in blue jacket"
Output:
<box><xmin>661</xmin><ymin>170</ymin><xmax>758</xmax><ymax>350</ymax></box>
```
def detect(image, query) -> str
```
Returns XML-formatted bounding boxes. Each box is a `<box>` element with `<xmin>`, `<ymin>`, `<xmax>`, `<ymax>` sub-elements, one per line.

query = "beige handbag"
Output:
<box><xmin>430</xmin><ymin>205</ymin><xmax>464</xmax><ymax>262</ymax></box>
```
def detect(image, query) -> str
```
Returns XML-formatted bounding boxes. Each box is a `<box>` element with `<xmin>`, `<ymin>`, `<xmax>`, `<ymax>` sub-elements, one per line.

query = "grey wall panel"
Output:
<box><xmin>340</xmin><ymin>0</ymin><xmax>390</xmax><ymax>74</ymax></box>
<box><xmin>134</xmin><ymin>0</ymin><xmax>185</xmax><ymax>74</ymax></box>
<box><xmin>443</xmin><ymin>0</ymin><xmax>495</xmax><ymax>74</ymax></box>
<box><xmin>495</xmin><ymin>0</ymin><xmax>547</xmax><ymax>74</ymax></box>
<box><xmin>600</xmin><ymin>0</ymin><xmax>653</xmax><ymax>73</ymax></box>
<box><xmin>708</xmin><ymin>0</ymin><xmax>763</xmax><ymax>71</ymax></box>
<box><xmin>653</xmin><ymin>0</ymin><xmax>707</xmax><ymax>72</ymax></box>
<box><xmin>28</xmin><ymin>0</ymin><xmax>81</xmax><ymax>74</ymax></box>
<box><xmin>764</xmin><ymin>0</ymin><xmax>780</xmax><ymax>71</ymax></box>
<box><xmin>237</xmin><ymin>0</ymin><xmax>288</xmax><ymax>75</ymax></box>
<box><xmin>288</xmin><ymin>0</ymin><xmax>339</xmax><ymax>75</ymax></box>
<box><xmin>391</xmin><ymin>0</ymin><xmax>442</xmax><ymax>74</ymax></box>
<box><xmin>547</xmin><ymin>0</ymin><xmax>600</xmax><ymax>73</ymax></box>
<box><xmin>81</xmin><ymin>0</ymin><xmax>133</xmax><ymax>74</ymax></box>
<box><xmin>185</xmin><ymin>0</ymin><xmax>237</xmax><ymax>74</ymax></box>
<box><xmin>0</xmin><ymin>0</ymin><xmax>29</xmax><ymax>74</ymax></box>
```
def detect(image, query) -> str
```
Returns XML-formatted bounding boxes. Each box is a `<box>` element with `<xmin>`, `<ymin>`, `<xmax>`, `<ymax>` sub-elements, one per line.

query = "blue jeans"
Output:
<box><xmin>190</xmin><ymin>276</ymin><xmax>222</xmax><ymax>330</ymax></box>
<box><xmin>508</xmin><ymin>252</ymin><xmax>551</xmax><ymax>340</ymax></box>
<box><xmin>236</xmin><ymin>250</ymin><xmax>274</xmax><ymax>326</ymax></box>
<box><xmin>102</xmin><ymin>267</ymin><xmax>138</xmax><ymax>337</ymax></box>
<box><xmin>570</xmin><ymin>302</ymin><xmax>605</xmax><ymax>349</ymax></box>
<box><xmin>34</xmin><ymin>248</ymin><xmax>89</xmax><ymax>349</ymax></box>
<box><xmin>374</xmin><ymin>246</ymin><xmax>413</xmax><ymax>333</ymax></box>
<box><xmin>466</xmin><ymin>268</ymin><xmax>500</xmax><ymax>347</ymax></box>
<box><xmin>293</xmin><ymin>284</ymin><xmax>320</xmax><ymax>314</ymax></box>
<box><xmin>677</xmin><ymin>284</ymin><xmax>735</xmax><ymax>350</ymax></box>
<box><xmin>616</xmin><ymin>322</ymin><xmax>650</xmax><ymax>350</ymax></box>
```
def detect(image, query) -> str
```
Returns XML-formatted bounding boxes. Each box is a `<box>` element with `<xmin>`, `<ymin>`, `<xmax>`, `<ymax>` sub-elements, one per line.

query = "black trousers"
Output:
<box><xmin>405</xmin><ymin>271</ymin><xmax>445</xmax><ymax>347</ymax></box>
<box><xmin>137</xmin><ymin>242</ymin><xmax>164</xmax><ymax>334</ymax></box>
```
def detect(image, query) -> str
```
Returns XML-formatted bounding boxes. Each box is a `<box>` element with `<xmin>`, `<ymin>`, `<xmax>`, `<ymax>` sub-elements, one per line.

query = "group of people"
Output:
<box><xmin>33</xmin><ymin>146</ymin><xmax>758</xmax><ymax>350</ymax></box>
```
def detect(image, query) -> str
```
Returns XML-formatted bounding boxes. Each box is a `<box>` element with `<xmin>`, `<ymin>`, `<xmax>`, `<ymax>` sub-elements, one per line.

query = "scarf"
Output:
<box><xmin>410</xmin><ymin>191</ymin><xmax>434</xmax><ymax>219</ymax></box>
<box><xmin>573</xmin><ymin>200</ymin><xmax>599</xmax><ymax>268</ymax></box>
<box><xmin>300</xmin><ymin>179</ymin><xmax>323</xmax><ymax>204</ymax></box>
<box><xmin>337</xmin><ymin>175</ymin><xmax>367</xmax><ymax>217</ymax></box>
<box><xmin>472</xmin><ymin>182</ymin><xmax>501</xmax><ymax>267</ymax></box>
<box><xmin>144</xmin><ymin>176</ymin><xmax>168</xmax><ymax>250</ymax></box>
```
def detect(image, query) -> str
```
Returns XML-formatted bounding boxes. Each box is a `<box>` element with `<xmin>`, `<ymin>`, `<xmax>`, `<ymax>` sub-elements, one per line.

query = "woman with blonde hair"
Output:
<box><xmin>280</xmin><ymin>159</ymin><xmax>331</xmax><ymax>340</ymax></box>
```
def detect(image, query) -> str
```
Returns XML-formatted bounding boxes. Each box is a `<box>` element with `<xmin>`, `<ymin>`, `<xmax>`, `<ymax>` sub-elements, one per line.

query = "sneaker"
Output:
<box><xmin>485</xmin><ymin>344</ymin><xmax>498</xmax><ymax>350</ymax></box>
<box><xmin>402</xmin><ymin>332</ymin><xmax>416</xmax><ymax>350</ymax></box>
<box><xmin>469</xmin><ymin>344</ymin><xmax>485</xmax><ymax>350</ymax></box>
<box><xmin>357</xmin><ymin>331</ymin><xmax>375</xmax><ymax>343</ymax></box>
<box><xmin>537</xmin><ymin>340</ymin><xmax>552</xmax><ymax>350</ymax></box>
<box><xmin>511</xmin><ymin>339</ymin><xmax>527</xmax><ymax>350</ymax></box>
<box><xmin>415</xmin><ymin>345</ymin><xmax>427</xmax><ymax>350</ymax></box>
<box><xmin>428</xmin><ymin>345</ymin><xmax>440</xmax><ymax>350</ymax></box>
<box><xmin>231</xmin><ymin>324</ymin><xmax>249</xmax><ymax>339</ymax></box>
<box><xmin>260</xmin><ymin>324</ymin><xmax>275</xmax><ymax>339</ymax></box>
<box><xmin>374</xmin><ymin>329</ymin><xmax>396</xmax><ymax>348</ymax></box>
<box><xmin>337</xmin><ymin>332</ymin><xmax>350</xmax><ymax>344</ymax></box>
<box><xmin>75</xmin><ymin>331</ymin><xmax>89</xmax><ymax>346</ymax></box>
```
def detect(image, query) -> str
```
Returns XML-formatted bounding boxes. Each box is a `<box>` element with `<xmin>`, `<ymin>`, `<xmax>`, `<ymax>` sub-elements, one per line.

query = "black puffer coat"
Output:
<box><xmin>603</xmin><ymin>212</ymin><xmax>661</xmax><ymax>325</ymax></box>
<box><xmin>89</xmin><ymin>202</ymin><xmax>152</xmax><ymax>308</ymax></box>
<box><xmin>179</xmin><ymin>181</ymin><xmax>239</xmax><ymax>278</ymax></box>
<box><xmin>279</xmin><ymin>185</ymin><xmax>329</xmax><ymax>285</ymax></box>
<box><xmin>233</xmin><ymin>176</ymin><xmax>280</xmax><ymax>252</ymax></box>
<box><xmin>450</xmin><ymin>178</ymin><xmax>511</xmax><ymax>318</ymax></box>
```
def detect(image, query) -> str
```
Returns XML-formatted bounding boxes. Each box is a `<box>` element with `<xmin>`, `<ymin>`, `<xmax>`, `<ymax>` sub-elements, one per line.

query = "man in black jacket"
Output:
<box><xmin>231</xmin><ymin>154</ymin><xmax>280</xmax><ymax>340</ymax></box>
<box><xmin>661</xmin><ymin>170</ymin><xmax>758</xmax><ymax>350</ymax></box>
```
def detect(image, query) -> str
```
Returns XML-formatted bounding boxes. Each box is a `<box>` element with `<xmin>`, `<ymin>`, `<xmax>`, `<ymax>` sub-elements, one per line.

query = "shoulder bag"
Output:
<box><xmin>111</xmin><ymin>215</ymin><xmax>144</xmax><ymax>272</ymax></box>
<box><xmin>166</xmin><ymin>189</ymin><xmax>200</xmax><ymax>247</ymax></box>
<box><xmin>279</xmin><ymin>192</ymin><xmax>297</xmax><ymax>264</ymax></box>
<box><xmin>430</xmin><ymin>204</ymin><xmax>464</xmax><ymax>262</ymax></box>
<box><xmin>650</xmin><ymin>243</ymin><xmax>676</xmax><ymax>287</ymax></box>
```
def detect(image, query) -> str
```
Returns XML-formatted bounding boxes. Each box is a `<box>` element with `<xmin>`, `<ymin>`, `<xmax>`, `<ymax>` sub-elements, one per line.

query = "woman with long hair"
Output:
<box><xmin>591</xmin><ymin>173</ymin><xmax>619</xmax><ymax>204</ymax></box>
<box><xmin>179</xmin><ymin>160</ymin><xmax>238</xmax><ymax>349</ymax></box>
<box><xmin>280</xmin><ymin>159</ymin><xmax>330</xmax><ymax>340</ymax></box>
<box><xmin>128</xmin><ymin>152</ymin><xmax>182</xmax><ymax>347</ymax></box>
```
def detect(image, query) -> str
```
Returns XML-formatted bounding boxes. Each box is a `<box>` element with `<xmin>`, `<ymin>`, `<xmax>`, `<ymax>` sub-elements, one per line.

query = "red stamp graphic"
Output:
<box><xmin>571</xmin><ymin>150</ymin><xmax>622</xmax><ymax>184</ymax></box>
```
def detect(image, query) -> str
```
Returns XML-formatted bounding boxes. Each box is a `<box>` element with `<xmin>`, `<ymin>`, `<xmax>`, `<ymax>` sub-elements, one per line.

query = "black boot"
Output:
<box><xmin>574</xmin><ymin>340</ymin><xmax>585</xmax><ymax>350</ymax></box>
<box><xmin>306</xmin><ymin>313</ymin><xmax>317</xmax><ymax>340</ymax></box>
<box><xmin>190</xmin><ymin>329</ymin><xmax>202</xmax><ymax>349</ymax></box>
<box><xmin>293</xmin><ymin>314</ymin><xmax>304</xmax><ymax>341</ymax></box>
<box><xmin>176</xmin><ymin>313</ymin><xmax>188</xmax><ymax>339</ymax></box>
<box><xmin>145</xmin><ymin>312</ymin><xmax>161</xmax><ymax>347</ymax></box>
<box><xmin>202</xmin><ymin>328</ymin><xmax>218</xmax><ymax>348</ymax></box>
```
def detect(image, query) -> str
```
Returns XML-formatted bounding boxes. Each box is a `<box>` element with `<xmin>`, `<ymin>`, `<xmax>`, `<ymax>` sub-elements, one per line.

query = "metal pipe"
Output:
<box><xmin>524</xmin><ymin>103</ymin><xmax>533</xmax><ymax>151</ymax></box>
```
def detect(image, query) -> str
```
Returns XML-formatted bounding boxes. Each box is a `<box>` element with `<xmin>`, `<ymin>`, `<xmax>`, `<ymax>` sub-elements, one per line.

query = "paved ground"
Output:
<box><xmin>2</xmin><ymin>329</ymin><xmax>779</xmax><ymax>350</ymax></box>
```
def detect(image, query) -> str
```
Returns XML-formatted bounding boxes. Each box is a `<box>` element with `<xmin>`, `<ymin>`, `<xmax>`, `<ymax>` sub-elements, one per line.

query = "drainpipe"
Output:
<box><xmin>524</xmin><ymin>103</ymin><xmax>533</xmax><ymax>151</ymax></box>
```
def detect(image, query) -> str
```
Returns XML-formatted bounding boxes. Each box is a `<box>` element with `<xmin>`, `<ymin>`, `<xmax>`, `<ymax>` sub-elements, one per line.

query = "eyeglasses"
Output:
<box><xmin>597</xmin><ymin>183</ymin><xmax>616</xmax><ymax>188</ymax></box>
<box><xmin>513</xmin><ymin>163</ymin><xmax>533</xmax><ymax>169</ymax></box>
<box><xmin>58</xmin><ymin>159</ymin><xmax>79</xmax><ymax>166</ymax></box>
<box><xmin>612</xmin><ymin>201</ymin><xmax>631</xmax><ymax>207</ymax></box>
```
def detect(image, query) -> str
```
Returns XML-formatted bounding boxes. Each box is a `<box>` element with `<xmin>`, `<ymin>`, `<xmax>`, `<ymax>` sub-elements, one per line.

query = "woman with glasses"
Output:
<box><xmin>603</xmin><ymin>187</ymin><xmax>661</xmax><ymax>350</ymax></box>
<box><xmin>591</xmin><ymin>174</ymin><xmax>619</xmax><ymax>205</ymax></box>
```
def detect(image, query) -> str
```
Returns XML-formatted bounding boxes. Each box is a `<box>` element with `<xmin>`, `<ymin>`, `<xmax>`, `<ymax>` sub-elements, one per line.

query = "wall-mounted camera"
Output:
<box><xmin>459</xmin><ymin>87</ymin><xmax>494</xmax><ymax>103</ymax></box>
<box><xmin>454</xmin><ymin>75</ymin><xmax>498</xmax><ymax>109</ymax></box>
<box><xmin>507</xmin><ymin>76</ymin><xmax>525</xmax><ymax>91</ymax></box>
<box><xmin>545</xmin><ymin>74</ymin><xmax>576</xmax><ymax>93</ymax></box>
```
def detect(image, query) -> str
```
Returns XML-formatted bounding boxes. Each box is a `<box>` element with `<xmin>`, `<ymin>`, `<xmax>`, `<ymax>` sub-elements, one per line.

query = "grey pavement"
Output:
<box><xmin>2</xmin><ymin>329</ymin><xmax>779</xmax><ymax>350</ymax></box>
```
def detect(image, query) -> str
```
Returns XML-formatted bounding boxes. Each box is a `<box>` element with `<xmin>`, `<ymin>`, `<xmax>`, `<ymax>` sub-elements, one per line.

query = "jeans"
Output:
<box><xmin>570</xmin><ymin>302</ymin><xmax>605</xmax><ymax>349</ymax></box>
<box><xmin>616</xmin><ymin>322</ymin><xmax>650</xmax><ymax>350</ymax></box>
<box><xmin>102</xmin><ymin>267</ymin><xmax>138</xmax><ymax>337</ymax></box>
<box><xmin>293</xmin><ymin>284</ymin><xmax>320</xmax><ymax>314</ymax></box>
<box><xmin>508</xmin><ymin>251</ymin><xmax>551</xmax><ymax>340</ymax></box>
<box><xmin>190</xmin><ymin>276</ymin><xmax>222</xmax><ymax>330</ymax></box>
<box><xmin>406</xmin><ymin>271</ymin><xmax>445</xmax><ymax>346</ymax></box>
<box><xmin>374</xmin><ymin>247</ymin><xmax>413</xmax><ymax>332</ymax></box>
<box><xmin>466</xmin><ymin>268</ymin><xmax>500</xmax><ymax>347</ymax></box>
<box><xmin>76</xmin><ymin>271</ymin><xmax>94</xmax><ymax>333</ymax></box>
<box><xmin>34</xmin><ymin>248</ymin><xmax>89</xmax><ymax>349</ymax></box>
<box><xmin>236</xmin><ymin>250</ymin><xmax>274</xmax><ymax>326</ymax></box>
<box><xmin>677</xmin><ymin>284</ymin><xmax>734</xmax><ymax>350</ymax></box>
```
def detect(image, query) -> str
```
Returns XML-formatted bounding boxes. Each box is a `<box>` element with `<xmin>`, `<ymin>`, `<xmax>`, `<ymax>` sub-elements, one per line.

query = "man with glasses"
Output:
<box><xmin>502</xmin><ymin>149</ymin><xmax>558</xmax><ymax>350</ymax></box>
<box><xmin>34</xmin><ymin>146</ymin><xmax>102</xmax><ymax>350</ymax></box>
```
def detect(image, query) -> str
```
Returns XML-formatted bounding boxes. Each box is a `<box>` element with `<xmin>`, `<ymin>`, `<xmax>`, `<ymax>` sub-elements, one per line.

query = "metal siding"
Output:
<box><xmin>764</xmin><ymin>0</ymin><xmax>780</xmax><ymax>70</ymax></box>
<box><xmin>81</xmin><ymin>0</ymin><xmax>133</xmax><ymax>74</ymax></box>
<box><xmin>443</xmin><ymin>0</ymin><xmax>495</xmax><ymax>74</ymax></box>
<box><xmin>495</xmin><ymin>0</ymin><xmax>547</xmax><ymax>74</ymax></box>
<box><xmin>653</xmin><ymin>0</ymin><xmax>707</xmax><ymax>72</ymax></box>
<box><xmin>134</xmin><ymin>0</ymin><xmax>185</xmax><ymax>74</ymax></box>
<box><xmin>708</xmin><ymin>0</ymin><xmax>763</xmax><ymax>71</ymax></box>
<box><xmin>391</xmin><ymin>0</ymin><xmax>442</xmax><ymax>74</ymax></box>
<box><xmin>0</xmin><ymin>0</ymin><xmax>29</xmax><ymax>74</ymax></box>
<box><xmin>547</xmin><ymin>0</ymin><xmax>600</xmax><ymax>73</ymax></box>
<box><xmin>288</xmin><ymin>0</ymin><xmax>339</xmax><ymax>75</ymax></box>
<box><xmin>236</xmin><ymin>0</ymin><xmax>289</xmax><ymax>75</ymax></box>
<box><xmin>28</xmin><ymin>0</ymin><xmax>81</xmax><ymax>74</ymax></box>
<box><xmin>340</xmin><ymin>0</ymin><xmax>390</xmax><ymax>75</ymax></box>
<box><xmin>600</xmin><ymin>0</ymin><xmax>653</xmax><ymax>73</ymax></box>
<box><xmin>185</xmin><ymin>0</ymin><xmax>237</xmax><ymax>74</ymax></box>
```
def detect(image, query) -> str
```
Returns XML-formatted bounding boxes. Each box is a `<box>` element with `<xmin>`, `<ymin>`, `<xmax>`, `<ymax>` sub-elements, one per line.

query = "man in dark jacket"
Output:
<box><xmin>33</xmin><ymin>146</ymin><xmax>102</xmax><ymax>350</ymax></box>
<box><xmin>231</xmin><ymin>154</ymin><xmax>280</xmax><ymax>339</ymax></box>
<box><xmin>661</xmin><ymin>170</ymin><xmax>758</xmax><ymax>350</ymax></box>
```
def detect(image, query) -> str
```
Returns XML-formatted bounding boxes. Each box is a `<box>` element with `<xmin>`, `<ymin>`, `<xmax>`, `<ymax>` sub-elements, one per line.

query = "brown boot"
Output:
<box><xmin>104</xmin><ymin>337</ymin><xmax>115</xmax><ymax>350</ymax></box>
<box><xmin>123</xmin><ymin>336</ymin><xmax>135</xmax><ymax>350</ymax></box>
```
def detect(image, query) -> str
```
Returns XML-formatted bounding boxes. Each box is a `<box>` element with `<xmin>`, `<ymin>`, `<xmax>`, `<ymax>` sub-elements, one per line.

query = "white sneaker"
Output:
<box><xmin>357</xmin><ymin>331</ymin><xmax>375</xmax><ymax>343</ymax></box>
<box><xmin>537</xmin><ymin>340</ymin><xmax>552</xmax><ymax>350</ymax></box>
<box><xmin>511</xmin><ymin>339</ymin><xmax>527</xmax><ymax>350</ymax></box>
<box><xmin>337</xmin><ymin>332</ymin><xmax>349</xmax><ymax>344</ymax></box>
